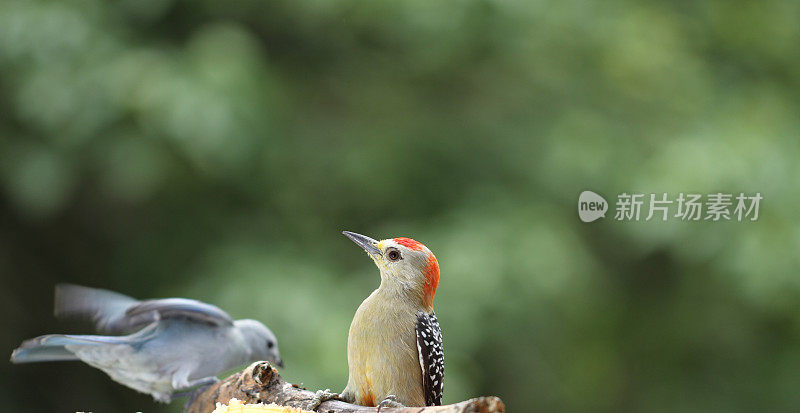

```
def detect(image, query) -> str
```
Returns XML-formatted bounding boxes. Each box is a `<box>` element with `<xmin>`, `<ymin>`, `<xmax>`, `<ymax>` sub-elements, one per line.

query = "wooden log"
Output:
<box><xmin>184</xmin><ymin>361</ymin><xmax>505</xmax><ymax>413</ymax></box>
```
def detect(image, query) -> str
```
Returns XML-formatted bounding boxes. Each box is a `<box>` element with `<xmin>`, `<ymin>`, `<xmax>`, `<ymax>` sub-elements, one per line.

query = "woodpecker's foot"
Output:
<box><xmin>377</xmin><ymin>394</ymin><xmax>405</xmax><ymax>412</ymax></box>
<box><xmin>308</xmin><ymin>388</ymin><xmax>342</xmax><ymax>411</ymax></box>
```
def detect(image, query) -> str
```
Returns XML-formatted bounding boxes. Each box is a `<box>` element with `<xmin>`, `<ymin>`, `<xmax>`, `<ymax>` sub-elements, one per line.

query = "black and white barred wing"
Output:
<box><xmin>416</xmin><ymin>311</ymin><xmax>444</xmax><ymax>406</ymax></box>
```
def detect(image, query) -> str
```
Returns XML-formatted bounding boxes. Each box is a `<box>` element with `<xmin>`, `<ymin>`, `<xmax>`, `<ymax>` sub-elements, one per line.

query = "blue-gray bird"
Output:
<box><xmin>10</xmin><ymin>284</ymin><xmax>283</xmax><ymax>403</ymax></box>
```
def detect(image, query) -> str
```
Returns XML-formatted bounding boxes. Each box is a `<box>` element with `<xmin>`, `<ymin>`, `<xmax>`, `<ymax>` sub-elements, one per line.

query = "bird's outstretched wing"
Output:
<box><xmin>55</xmin><ymin>284</ymin><xmax>140</xmax><ymax>333</ymax></box>
<box><xmin>416</xmin><ymin>311</ymin><xmax>444</xmax><ymax>406</ymax></box>
<box><xmin>121</xmin><ymin>298</ymin><xmax>234</xmax><ymax>332</ymax></box>
<box><xmin>55</xmin><ymin>284</ymin><xmax>233</xmax><ymax>334</ymax></box>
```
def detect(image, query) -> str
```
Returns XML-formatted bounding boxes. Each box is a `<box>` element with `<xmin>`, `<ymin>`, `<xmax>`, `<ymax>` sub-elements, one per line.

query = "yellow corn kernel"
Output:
<box><xmin>210</xmin><ymin>398</ymin><xmax>312</xmax><ymax>413</ymax></box>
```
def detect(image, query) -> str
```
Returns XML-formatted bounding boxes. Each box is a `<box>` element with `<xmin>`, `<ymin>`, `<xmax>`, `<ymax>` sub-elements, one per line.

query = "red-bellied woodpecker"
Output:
<box><xmin>337</xmin><ymin>231</ymin><xmax>444</xmax><ymax>408</ymax></box>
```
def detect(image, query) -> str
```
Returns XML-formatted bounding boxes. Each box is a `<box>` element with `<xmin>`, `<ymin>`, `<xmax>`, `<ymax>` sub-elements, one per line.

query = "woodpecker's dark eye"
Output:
<box><xmin>386</xmin><ymin>248</ymin><xmax>402</xmax><ymax>261</ymax></box>
<box><xmin>267</xmin><ymin>341</ymin><xmax>274</xmax><ymax>349</ymax></box>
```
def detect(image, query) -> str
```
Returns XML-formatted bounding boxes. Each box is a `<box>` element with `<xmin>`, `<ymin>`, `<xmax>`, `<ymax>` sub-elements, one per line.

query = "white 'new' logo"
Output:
<box><xmin>578</xmin><ymin>191</ymin><xmax>608</xmax><ymax>222</ymax></box>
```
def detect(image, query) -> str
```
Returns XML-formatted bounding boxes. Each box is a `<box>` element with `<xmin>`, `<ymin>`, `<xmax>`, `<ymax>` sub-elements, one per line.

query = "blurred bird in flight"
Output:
<box><xmin>10</xmin><ymin>284</ymin><xmax>283</xmax><ymax>402</ymax></box>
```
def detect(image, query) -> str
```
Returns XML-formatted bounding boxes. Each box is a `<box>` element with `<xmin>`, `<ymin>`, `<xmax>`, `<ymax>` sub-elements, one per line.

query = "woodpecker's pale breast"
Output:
<box><xmin>342</xmin><ymin>290</ymin><xmax>425</xmax><ymax>407</ymax></box>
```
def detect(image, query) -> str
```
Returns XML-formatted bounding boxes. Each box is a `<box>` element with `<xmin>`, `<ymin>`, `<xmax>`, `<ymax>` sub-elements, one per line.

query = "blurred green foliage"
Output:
<box><xmin>1</xmin><ymin>0</ymin><xmax>799</xmax><ymax>412</ymax></box>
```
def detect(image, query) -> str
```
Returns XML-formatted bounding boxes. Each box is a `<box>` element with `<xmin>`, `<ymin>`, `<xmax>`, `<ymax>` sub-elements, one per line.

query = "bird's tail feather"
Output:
<box><xmin>10</xmin><ymin>344</ymin><xmax>77</xmax><ymax>363</ymax></box>
<box><xmin>10</xmin><ymin>333</ymin><xmax>131</xmax><ymax>364</ymax></box>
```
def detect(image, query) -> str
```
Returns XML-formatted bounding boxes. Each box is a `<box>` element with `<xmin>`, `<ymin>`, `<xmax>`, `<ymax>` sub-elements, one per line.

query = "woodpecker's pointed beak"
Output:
<box><xmin>343</xmin><ymin>231</ymin><xmax>382</xmax><ymax>257</ymax></box>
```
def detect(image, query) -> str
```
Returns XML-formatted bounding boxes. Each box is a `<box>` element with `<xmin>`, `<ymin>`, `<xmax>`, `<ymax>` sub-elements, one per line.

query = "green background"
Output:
<box><xmin>1</xmin><ymin>0</ymin><xmax>799</xmax><ymax>412</ymax></box>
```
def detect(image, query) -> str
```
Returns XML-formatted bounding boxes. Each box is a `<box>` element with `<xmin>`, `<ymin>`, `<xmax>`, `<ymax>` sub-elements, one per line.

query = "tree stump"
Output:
<box><xmin>184</xmin><ymin>361</ymin><xmax>505</xmax><ymax>413</ymax></box>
